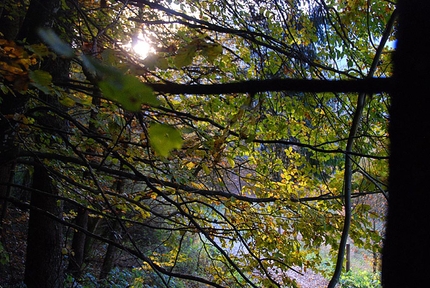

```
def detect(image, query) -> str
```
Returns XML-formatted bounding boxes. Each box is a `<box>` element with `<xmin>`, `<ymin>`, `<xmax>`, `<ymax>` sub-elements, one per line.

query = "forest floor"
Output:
<box><xmin>286</xmin><ymin>269</ymin><xmax>329</xmax><ymax>288</ymax></box>
<box><xmin>1</xmin><ymin>207</ymin><xmax>370</xmax><ymax>288</ymax></box>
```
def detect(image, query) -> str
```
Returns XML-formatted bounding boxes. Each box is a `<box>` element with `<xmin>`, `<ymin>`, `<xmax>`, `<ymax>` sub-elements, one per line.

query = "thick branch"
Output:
<box><xmin>148</xmin><ymin>78</ymin><xmax>391</xmax><ymax>95</ymax></box>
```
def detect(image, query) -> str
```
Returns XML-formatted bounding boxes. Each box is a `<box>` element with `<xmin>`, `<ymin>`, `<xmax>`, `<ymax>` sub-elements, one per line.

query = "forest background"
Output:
<box><xmin>0</xmin><ymin>0</ymin><xmax>423</xmax><ymax>287</ymax></box>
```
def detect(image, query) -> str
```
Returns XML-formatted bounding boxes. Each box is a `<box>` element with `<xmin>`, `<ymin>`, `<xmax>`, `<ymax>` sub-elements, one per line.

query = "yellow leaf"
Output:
<box><xmin>186</xmin><ymin>162</ymin><xmax>196</xmax><ymax>169</ymax></box>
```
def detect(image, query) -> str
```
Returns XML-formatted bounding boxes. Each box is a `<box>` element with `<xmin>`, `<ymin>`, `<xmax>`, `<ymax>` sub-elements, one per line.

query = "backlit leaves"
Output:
<box><xmin>173</xmin><ymin>44</ymin><xmax>197</xmax><ymax>68</ymax></box>
<box><xmin>83</xmin><ymin>55</ymin><xmax>160</xmax><ymax>111</ymax></box>
<box><xmin>0</xmin><ymin>39</ymin><xmax>39</xmax><ymax>89</ymax></box>
<box><xmin>98</xmin><ymin>74</ymin><xmax>157</xmax><ymax>111</ymax></box>
<box><xmin>148</xmin><ymin>123</ymin><xmax>183</xmax><ymax>157</ymax></box>
<box><xmin>202</xmin><ymin>43</ymin><xmax>223</xmax><ymax>63</ymax></box>
<box><xmin>0</xmin><ymin>0</ymin><xmax>393</xmax><ymax>286</ymax></box>
<box><xmin>173</xmin><ymin>39</ymin><xmax>223</xmax><ymax>68</ymax></box>
<box><xmin>143</xmin><ymin>53</ymin><xmax>169</xmax><ymax>70</ymax></box>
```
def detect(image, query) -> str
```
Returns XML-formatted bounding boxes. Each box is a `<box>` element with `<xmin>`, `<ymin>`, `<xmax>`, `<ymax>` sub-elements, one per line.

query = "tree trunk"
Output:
<box><xmin>382</xmin><ymin>0</ymin><xmax>430</xmax><ymax>286</ymax></box>
<box><xmin>99</xmin><ymin>220</ymin><xmax>120</xmax><ymax>279</ymax></box>
<box><xmin>24</xmin><ymin>164</ymin><xmax>64</xmax><ymax>288</ymax></box>
<box><xmin>17</xmin><ymin>0</ymin><xmax>73</xmax><ymax>286</ymax></box>
<box><xmin>0</xmin><ymin>0</ymin><xmax>28</xmax><ymax>243</ymax></box>
<box><xmin>100</xmin><ymin>175</ymin><xmax>125</xmax><ymax>280</ymax></box>
<box><xmin>67</xmin><ymin>208</ymin><xmax>89</xmax><ymax>277</ymax></box>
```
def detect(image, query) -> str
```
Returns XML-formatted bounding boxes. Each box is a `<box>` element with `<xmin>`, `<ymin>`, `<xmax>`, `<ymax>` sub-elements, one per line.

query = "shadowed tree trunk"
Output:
<box><xmin>24</xmin><ymin>164</ymin><xmax>64</xmax><ymax>287</ymax></box>
<box><xmin>16</xmin><ymin>0</ymin><xmax>73</xmax><ymax>287</ymax></box>
<box><xmin>99</xmin><ymin>220</ymin><xmax>121</xmax><ymax>279</ymax></box>
<box><xmin>100</xmin><ymin>174</ymin><xmax>125</xmax><ymax>279</ymax></box>
<box><xmin>0</xmin><ymin>0</ymin><xmax>28</xmax><ymax>242</ymax></box>
<box><xmin>382</xmin><ymin>0</ymin><xmax>430</xmax><ymax>286</ymax></box>
<box><xmin>67</xmin><ymin>207</ymin><xmax>89</xmax><ymax>277</ymax></box>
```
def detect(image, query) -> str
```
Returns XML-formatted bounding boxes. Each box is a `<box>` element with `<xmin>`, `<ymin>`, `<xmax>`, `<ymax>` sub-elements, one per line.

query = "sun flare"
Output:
<box><xmin>133</xmin><ymin>38</ymin><xmax>151</xmax><ymax>58</ymax></box>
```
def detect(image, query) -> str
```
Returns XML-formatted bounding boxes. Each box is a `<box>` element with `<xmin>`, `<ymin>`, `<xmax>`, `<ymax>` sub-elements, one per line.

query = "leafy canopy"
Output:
<box><xmin>0</xmin><ymin>0</ymin><xmax>394</xmax><ymax>287</ymax></box>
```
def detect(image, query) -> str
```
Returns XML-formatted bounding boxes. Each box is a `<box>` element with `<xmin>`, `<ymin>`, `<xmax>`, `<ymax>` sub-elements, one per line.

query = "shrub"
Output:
<box><xmin>339</xmin><ymin>270</ymin><xmax>381</xmax><ymax>288</ymax></box>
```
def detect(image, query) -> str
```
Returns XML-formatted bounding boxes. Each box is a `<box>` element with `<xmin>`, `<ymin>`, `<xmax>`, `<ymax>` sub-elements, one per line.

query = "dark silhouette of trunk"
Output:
<box><xmin>99</xmin><ymin>175</ymin><xmax>125</xmax><ymax>279</ymax></box>
<box><xmin>67</xmin><ymin>208</ymin><xmax>89</xmax><ymax>277</ymax></box>
<box><xmin>0</xmin><ymin>0</ymin><xmax>23</xmax><ymax>40</ymax></box>
<box><xmin>24</xmin><ymin>164</ymin><xmax>64</xmax><ymax>288</ymax></box>
<box><xmin>0</xmin><ymin>0</ymin><xmax>28</xmax><ymax>243</ymax></box>
<box><xmin>99</xmin><ymin>220</ymin><xmax>120</xmax><ymax>279</ymax></box>
<box><xmin>16</xmin><ymin>0</ymin><xmax>73</xmax><ymax>286</ymax></box>
<box><xmin>382</xmin><ymin>0</ymin><xmax>430</xmax><ymax>286</ymax></box>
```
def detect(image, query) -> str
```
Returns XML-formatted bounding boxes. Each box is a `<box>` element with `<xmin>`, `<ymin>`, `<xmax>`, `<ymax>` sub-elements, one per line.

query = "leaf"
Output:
<box><xmin>143</xmin><ymin>53</ymin><xmax>169</xmax><ymax>70</ymax></box>
<box><xmin>99</xmin><ymin>74</ymin><xmax>159</xmax><ymax>111</ymax></box>
<box><xmin>173</xmin><ymin>45</ymin><xmax>196</xmax><ymax>68</ymax></box>
<box><xmin>201</xmin><ymin>163</ymin><xmax>211</xmax><ymax>175</ymax></box>
<box><xmin>83</xmin><ymin>55</ymin><xmax>159</xmax><ymax>111</ymax></box>
<box><xmin>29</xmin><ymin>70</ymin><xmax>52</xmax><ymax>94</ymax></box>
<box><xmin>202</xmin><ymin>43</ymin><xmax>223</xmax><ymax>62</ymax></box>
<box><xmin>37</xmin><ymin>28</ymin><xmax>74</xmax><ymax>58</ymax></box>
<box><xmin>26</xmin><ymin>43</ymin><xmax>53</xmax><ymax>58</ymax></box>
<box><xmin>155</xmin><ymin>57</ymin><xmax>169</xmax><ymax>70</ymax></box>
<box><xmin>227</xmin><ymin>156</ymin><xmax>235</xmax><ymax>168</ymax></box>
<box><xmin>81</xmin><ymin>54</ymin><xmax>119</xmax><ymax>79</ymax></box>
<box><xmin>148</xmin><ymin>123</ymin><xmax>183</xmax><ymax>157</ymax></box>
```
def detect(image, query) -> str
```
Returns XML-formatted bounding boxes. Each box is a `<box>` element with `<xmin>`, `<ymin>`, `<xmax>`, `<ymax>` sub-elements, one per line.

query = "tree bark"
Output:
<box><xmin>382</xmin><ymin>0</ymin><xmax>430</xmax><ymax>286</ymax></box>
<box><xmin>17</xmin><ymin>0</ymin><xmax>73</xmax><ymax>286</ymax></box>
<box><xmin>99</xmin><ymin>220</ymin><xmax>120</xmax><ymax>279</ymax></box>
<box><xmin>67</xmin><ymin>208</ymin><xmax>89</xmax><ymax>277</ymax></box>
<box><xmin>24</xmin><ymin>164</ymin><xmax>64</xmax><ymax>288</ymax></box>
<box><xmin>0</xmin><ymin>0</ymin><xmax>28</xmax><ymax>242</ymax></box>
<box><xmin>100</xmin><ymin>175</ymin><xmax>125</xmax><ymax>280</ymax></box>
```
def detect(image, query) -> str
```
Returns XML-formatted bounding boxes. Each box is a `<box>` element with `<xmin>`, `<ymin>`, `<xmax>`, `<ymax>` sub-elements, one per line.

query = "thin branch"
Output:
<box><xmin>328</xmin><ymin>8</ymin><xmax>397</xmax><ymax>287</ymax></box>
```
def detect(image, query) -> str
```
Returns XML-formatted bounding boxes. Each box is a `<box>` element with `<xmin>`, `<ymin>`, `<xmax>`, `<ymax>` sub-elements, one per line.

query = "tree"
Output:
<box><xmin>9</xmin><ymin>0</ymin><xmax>74</xmax><ymax>287</ymax></box>
<box><xmin>0</xmin><ymin>0</ymin><xmax>397</xmax><ymax>287</ymax></box>
<box><xmin>382</xmin><ymin>0</ymin><xmax>430</xmax><ymax>286</ymax></box>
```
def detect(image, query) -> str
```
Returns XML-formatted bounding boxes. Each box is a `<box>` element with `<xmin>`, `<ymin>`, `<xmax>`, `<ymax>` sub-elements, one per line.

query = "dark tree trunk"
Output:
<box><xmin>17</xmin><ymin>0</ymin><xmax>73</xmax><ymax>286</ymax></box>
<box><xmin>67</xmin><ymin>208</ymin><xmax>89</xmax><ymax>277</ymax></box>
<box><xmin>99</xmin><ymin>220</ymin><xmax>120</xmax><ymax>279</ymax></box>
<box><xmin>0</xmin><ymin>0</ymin><xmax>28</xmax><ymax>241</ymax></box>
<box><xmin>100</xmin><ymin>176</ymin><xmax>124</xmax><ymax>280</ymax></box>
<box><xmin>24</xmin><ymin>164</ymin><xmax>64</xmax><ymax>288</ymax></box>
<box><xmin>382</xmin><ymin>0</ymin><xmax>430</xmax><ymax>286</ymax></box>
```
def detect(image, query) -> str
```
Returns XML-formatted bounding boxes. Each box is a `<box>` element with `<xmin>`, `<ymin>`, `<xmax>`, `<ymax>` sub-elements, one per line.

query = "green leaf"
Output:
<box><xmin>143</xmin><ymin>53</ymin><xmax>169</xmax><ymax>70</ymax></box>
<box><xmin>227</xmin><ymin>156</ymin><xmax>235</xmax><ymax>168</ymax></box>
<box><xmin>202</xmin><ymin>43</ymin><xmax>223</xmax><ymax>62</ymax></box>
<box><xmin>83</xmin><ymin>55</ymin><xmax>159</xmax><ymax>111</ymax></box>
<box><xmin>201</xmin><ymin>163</ymin><xmax>211</xmax><ymax>175</ymax></box>
<box><xmin>155</xmin><ymin>57</ymin><xmax>169</xmax><ymax>70</ymax></box>
<box><xmin>29</xmin><ymin>70</ymin><xmax>52</xmax><ymax>94</ymax></box>
<box><xmin>37</xmin><ymin>28</ymin><xmax>74</xmax><ymax>58</ymax></box>
<box><xmin>99</xmin><ymin>75</ymin><xmax>158</xmax><ymax>111</ymax></box>
<box><xmin>173</xmin><ymin>45</ymin><xmax>196</xmax><ymax>68</ymax></box>
<box><xmin>148</xmin><ymin>123</ymin><xmax>183</xmax><ymax>157</ymax></box>
<box><xmin>81</xmin><ymin>54</ymin><xmax>119</xmax><ymax>79</ymax></box>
